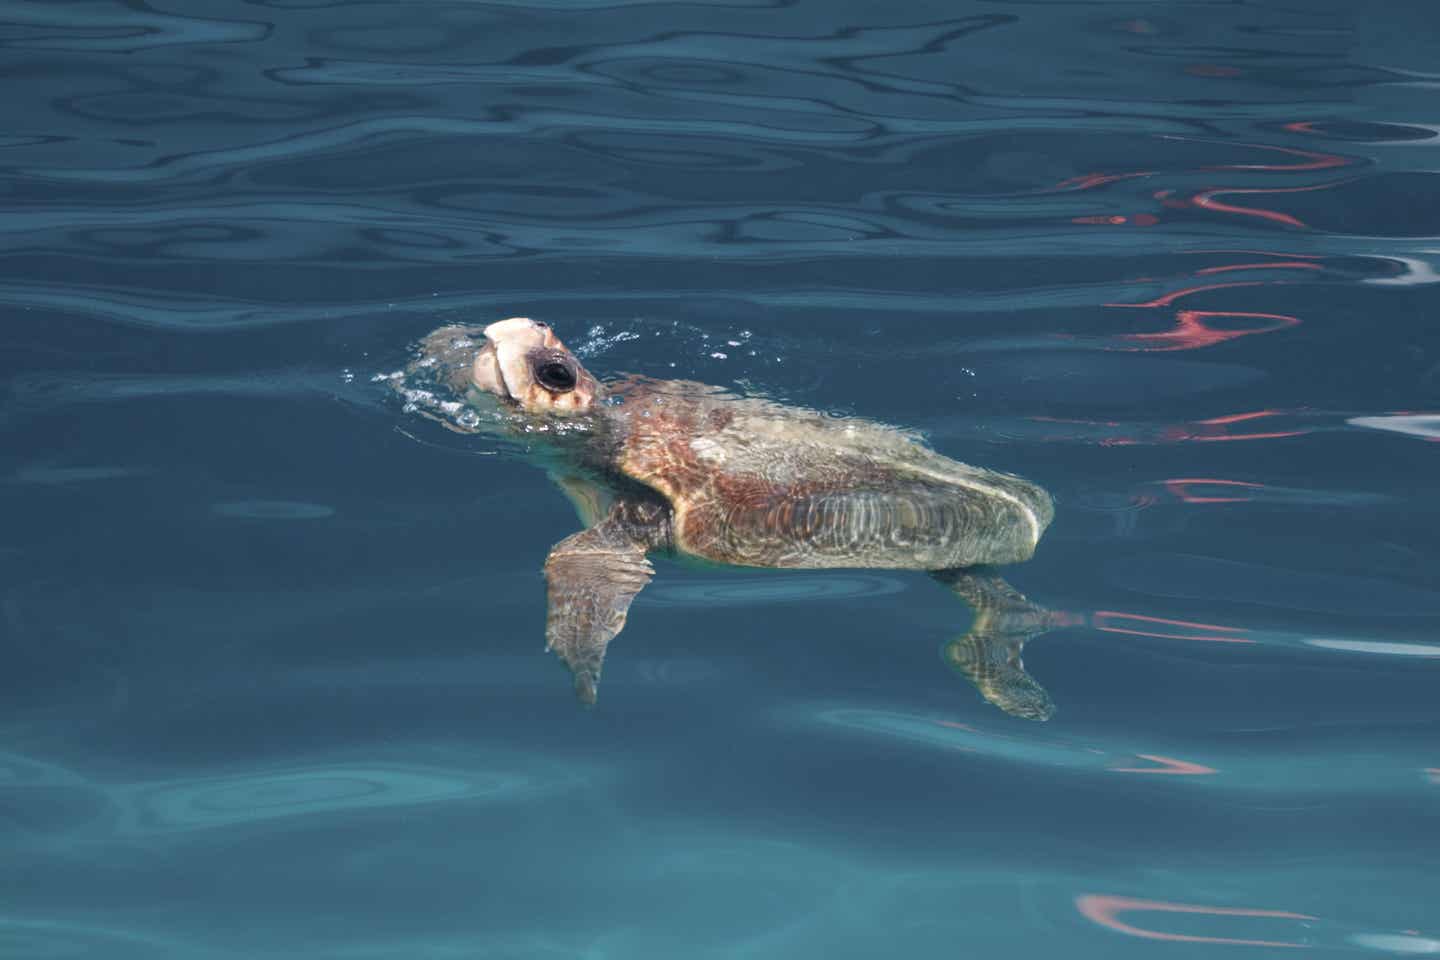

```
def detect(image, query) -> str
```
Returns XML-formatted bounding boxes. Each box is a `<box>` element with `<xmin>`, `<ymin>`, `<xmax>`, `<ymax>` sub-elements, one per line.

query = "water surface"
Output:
<box><xmin>3</xmin><ymin>1</ymin><xmax>1440</xmax><ymax>957</ymax></box>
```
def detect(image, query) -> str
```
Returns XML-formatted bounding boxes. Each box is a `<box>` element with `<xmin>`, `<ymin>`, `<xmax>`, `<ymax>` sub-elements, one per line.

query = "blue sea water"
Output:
<box><xmin>3</xmin><ymin>0</ymin><xmax>1440</xmax><ymax>956</ymax></box>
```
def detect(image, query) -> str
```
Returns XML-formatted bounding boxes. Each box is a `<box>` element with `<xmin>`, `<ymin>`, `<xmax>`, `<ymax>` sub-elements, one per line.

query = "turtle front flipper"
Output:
<box><xmin>931</xmin><ymin>568</ymin><xmax>1066</xmax><ymax>721</ymax></box>
<box><xmin>543</xmin><ymin>511</ymin><xmax>657</xmax><ymax>705</ymax></box>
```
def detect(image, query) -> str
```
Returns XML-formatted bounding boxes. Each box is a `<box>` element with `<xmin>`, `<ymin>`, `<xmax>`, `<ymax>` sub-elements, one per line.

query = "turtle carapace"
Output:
<box><xmin>400</xmin><ymin>318</ymin><xmax>1065</xmax><ymax>720</ymax></box>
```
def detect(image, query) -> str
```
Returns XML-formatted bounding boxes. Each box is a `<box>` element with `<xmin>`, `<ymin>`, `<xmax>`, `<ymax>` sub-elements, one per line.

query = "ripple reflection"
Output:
<box><xmin>1349</xmin><ymin>414</ymin><xmax>1440</xmax><ymax>440</ymax></box>
<box><xmin>0</xmin><ymin>748</ymin><xmax>578</xmax><ymax>844</ymax></box>
<box><xmin>1106</xmin><ymin>552</ymin><xmax>1440</xmax><ymax>617</ymax></box>
<box><xmin>642</xmin><ymin>574</ymin><xmax>906</xmax><ymax>608</ymax></box>
<box><xmin>803</xmin><ymin>706</ymin><xmax>1439</xmax><ymax>797</ymax></box>
<box><xmin>809</xmin><ymin>707</ymin><xmax>1171</xmax><ymax>777</ymax></box>
<box><xmin>0</xmin><ymin>752</ymin><xmax>91</xmax><ymax>788</ymax></box>
<box><xmin>0</xmin><ymin>917</ymin><xmax>200</xmax><ymax>960</ymax></box>
<box><xmin>107</xmin><ymin>763</ymin><xmax>529</xmax><ymax>837</ymax></box>
<box><xmin>1076</xmin><ymin>893</ymin><xmax>1313</xmax><ymax>948</ymax></box>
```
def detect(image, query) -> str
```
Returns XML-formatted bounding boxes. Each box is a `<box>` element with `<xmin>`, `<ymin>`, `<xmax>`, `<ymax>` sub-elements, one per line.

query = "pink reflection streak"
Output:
<box><xmin>1110</xmin><ymin>754</ymin><xmax>1217</xmax><ymax>776</ymax></box>
<box><xmin>1186</xmin><ymin>409</ymin><xmax>1310</xmax><ymax>443</ymax></box>
<box><xmin>1158</xmin><ymin>136</ymin><xmax>1350</xmax><ymax>228</ymax></box>
<box><xmin>1058</xmin><ymin>170</ymin><xmax>1152</xmax><ymax>191</ymax></box>
<box><xmin>1071</xmin><ymin>214</ymin><xmax>1160</xmax><ymax>227</ymax></box>
<box><xmin>1092</xmin><ymin>610</ymin><xmax>1254</xmax><ymax>644</ymax></box>
<box><xmin>1194</xmin><ymin>189</ymin><xmax>1308</xmax><ymax>229</ymax></box>
<box><xmin>1425</xmin><ymin>768</ymin><xmax>1440</xmax><ymax>784</ymax></box>
<box><xmin>1205</xmin><ymin>142</ymin><xmax>1350</xmax><ymax>173</ymax></box>
<box><xmin>1102</xmin><ymin>264</ymin><xmax>1304</xmax><ymax>352</ymax></box>
<box><xmin>1076</xmin><ymin>894</ymin><xmax>1315</xmax><ymax>948</ymax></box>
<box><xmin>1201</xmin><ymin>410</ymin><xmax>1281</xmax><ymax>425</ymax></box>
<box><xmin>1164</xmin><ymin>478</ymin><xmax>1263</xmax><ymax>504</ymax></box>
<box><xmin>1105</xmin><ymin>280</ymin><xmax>1265</xmax><ymax>309</ymax></box>
<box><xmin>1191</xmin><ymin>249</ymin><xmax>1324</xmax><ymax>260</ymax></box>
<box><xmin>1055</xmin><ymin>169</ymin><xmax>1160</xmax><ymax>227</ymax></box>
<box><xmin>1196</xmin><ymin>261</ymin><xmax>1322</xmax><ymax>275</ymax></box>
<box><xmin>1191</xmin><ymin>179</ymin><xmax>1346</xmax><ymax>231</ymax></box>
<box><xmin>1152</xmin><ymin>173</ymin><xmax>1336</xmax><ymax>230</ymax></box>
<box><xmin>1024</xmin><ymin>409</ymin><xmax>1314</xmax><ymax>446</ymax></box>
<box><xmin>1119</xmin><ymin>310</ymin><xmax>1300</xmax><ymax>351</ymax></box>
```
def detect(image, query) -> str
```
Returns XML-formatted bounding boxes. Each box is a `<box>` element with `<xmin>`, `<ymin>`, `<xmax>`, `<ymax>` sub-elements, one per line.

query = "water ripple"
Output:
<box><xmin>802</xmin><ymin>706</ymin><xmax>1440</xmax><ymax>797</ymax></box>
<box><xmin>0</xmin><ymin>752</ymin><xmax>90</xmax><ymax>789</ymax></box>
<box><xmin>0</xmin><ymin>748</ymin><xmax>583</xmax><ymax>843</ymax></box>
<box><xmin>4</xmin><ymin>370</ymin><xmax>343</xmax><ymax>412</ymax></box>
<box><xmin>1106</xmin><ymin>552</ymin><xmax>1440</xmax><ymax>618</ymax></box>
<box><xmin>642</xmin><ymin>573</ymin><xmax>907</xmax><ymax>608</ymax></box>
<box><xmin>0</xmin><ymin>5</ymin><xmax>268</xmax><ymax>53</ymax></box>
<box><xmin>0</xmin><ymin>917</ymin><xmax>202</xmax><ymax>960</ymax></box>
<box><xmin>106</xmin><ymin>763</ymin><xmax>531</xmax><ymax>837</ymax></box>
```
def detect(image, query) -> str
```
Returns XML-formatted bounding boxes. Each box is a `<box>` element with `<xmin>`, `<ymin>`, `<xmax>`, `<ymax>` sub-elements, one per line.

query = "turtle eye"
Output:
<box><xmin>535</xmin><ymin>359</ymin><xmax>577</xmax><ymax>392</ymax></box>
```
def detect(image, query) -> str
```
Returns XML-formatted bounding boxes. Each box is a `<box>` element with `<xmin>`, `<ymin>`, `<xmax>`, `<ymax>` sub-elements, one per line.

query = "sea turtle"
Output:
<box><xmin>398</xmin><ymin>318</ymin><xmax>1065</xmax><ymax>720</ymax></box>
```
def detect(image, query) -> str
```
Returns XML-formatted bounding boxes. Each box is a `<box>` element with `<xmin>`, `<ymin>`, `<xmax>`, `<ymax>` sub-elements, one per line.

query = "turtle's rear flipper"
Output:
<box><xmin>931</xmin><ymin>568</ymin><xmax>1064</xmax><ymax>721</ymax></box>
<box><xmin>543</xmin><ymin>513</ymin><xmax>655</xmax><ymax>705</ymax></box>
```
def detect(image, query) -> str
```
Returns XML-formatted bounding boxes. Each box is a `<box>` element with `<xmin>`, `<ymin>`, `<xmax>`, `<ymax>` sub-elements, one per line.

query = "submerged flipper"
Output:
<box><xmin>932</xmin><ymin>569</ymin><xmax>1065</xmax><ymax>721</ymax></box>
<box><xmin>543</xmin><ymin>512</ymin><xmax>655</xmax><ymax>705</ymax></box>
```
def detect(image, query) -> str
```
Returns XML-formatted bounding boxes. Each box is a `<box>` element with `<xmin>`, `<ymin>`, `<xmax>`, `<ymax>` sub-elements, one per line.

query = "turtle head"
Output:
<box><xmin>472</xmin><ymin>317</ymin><xmax>601</xmax><ymax>416</ymax></box>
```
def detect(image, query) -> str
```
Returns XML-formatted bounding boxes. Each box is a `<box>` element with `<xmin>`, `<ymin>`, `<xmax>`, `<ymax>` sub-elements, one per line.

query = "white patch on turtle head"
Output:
<box><xmin>471</xmin><ymin>341</ymin><xmax>507</xmax><ymax>398</ymax></box>
<box><xmin>471</xmin><ymin>317</ymin><xmax>602</xmax><ymax>416</ymax></box>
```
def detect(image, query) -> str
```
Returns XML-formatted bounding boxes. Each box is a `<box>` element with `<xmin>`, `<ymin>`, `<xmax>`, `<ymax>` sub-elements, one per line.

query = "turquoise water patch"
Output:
<box><xmin>105</xmin><ymin>763</ymin><xmax>532</xmax><ymax>837</ymax></box>
<box><xmin>0</xmin><ymin>748</ymin><xmax>586</xmax><ymax>848</ymax></box>
<box><xmin>0</xmin><ymin>917</ymin><xmax>210</xmax><ymax>960</ymax></box>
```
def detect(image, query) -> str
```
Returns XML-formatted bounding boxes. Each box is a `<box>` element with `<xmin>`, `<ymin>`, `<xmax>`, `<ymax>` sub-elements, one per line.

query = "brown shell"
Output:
<box><xmin>600</xmin><ymin>378</ymin><xmax>1053</xmax><ymax>571</ymax></box>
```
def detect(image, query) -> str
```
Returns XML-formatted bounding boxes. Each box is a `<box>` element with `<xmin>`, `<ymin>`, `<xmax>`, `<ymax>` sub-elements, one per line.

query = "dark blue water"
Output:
<box><xmin>4</xmin><ymin>1</ymin><xmax>1440</xmax><ymax>956</ymax></box>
